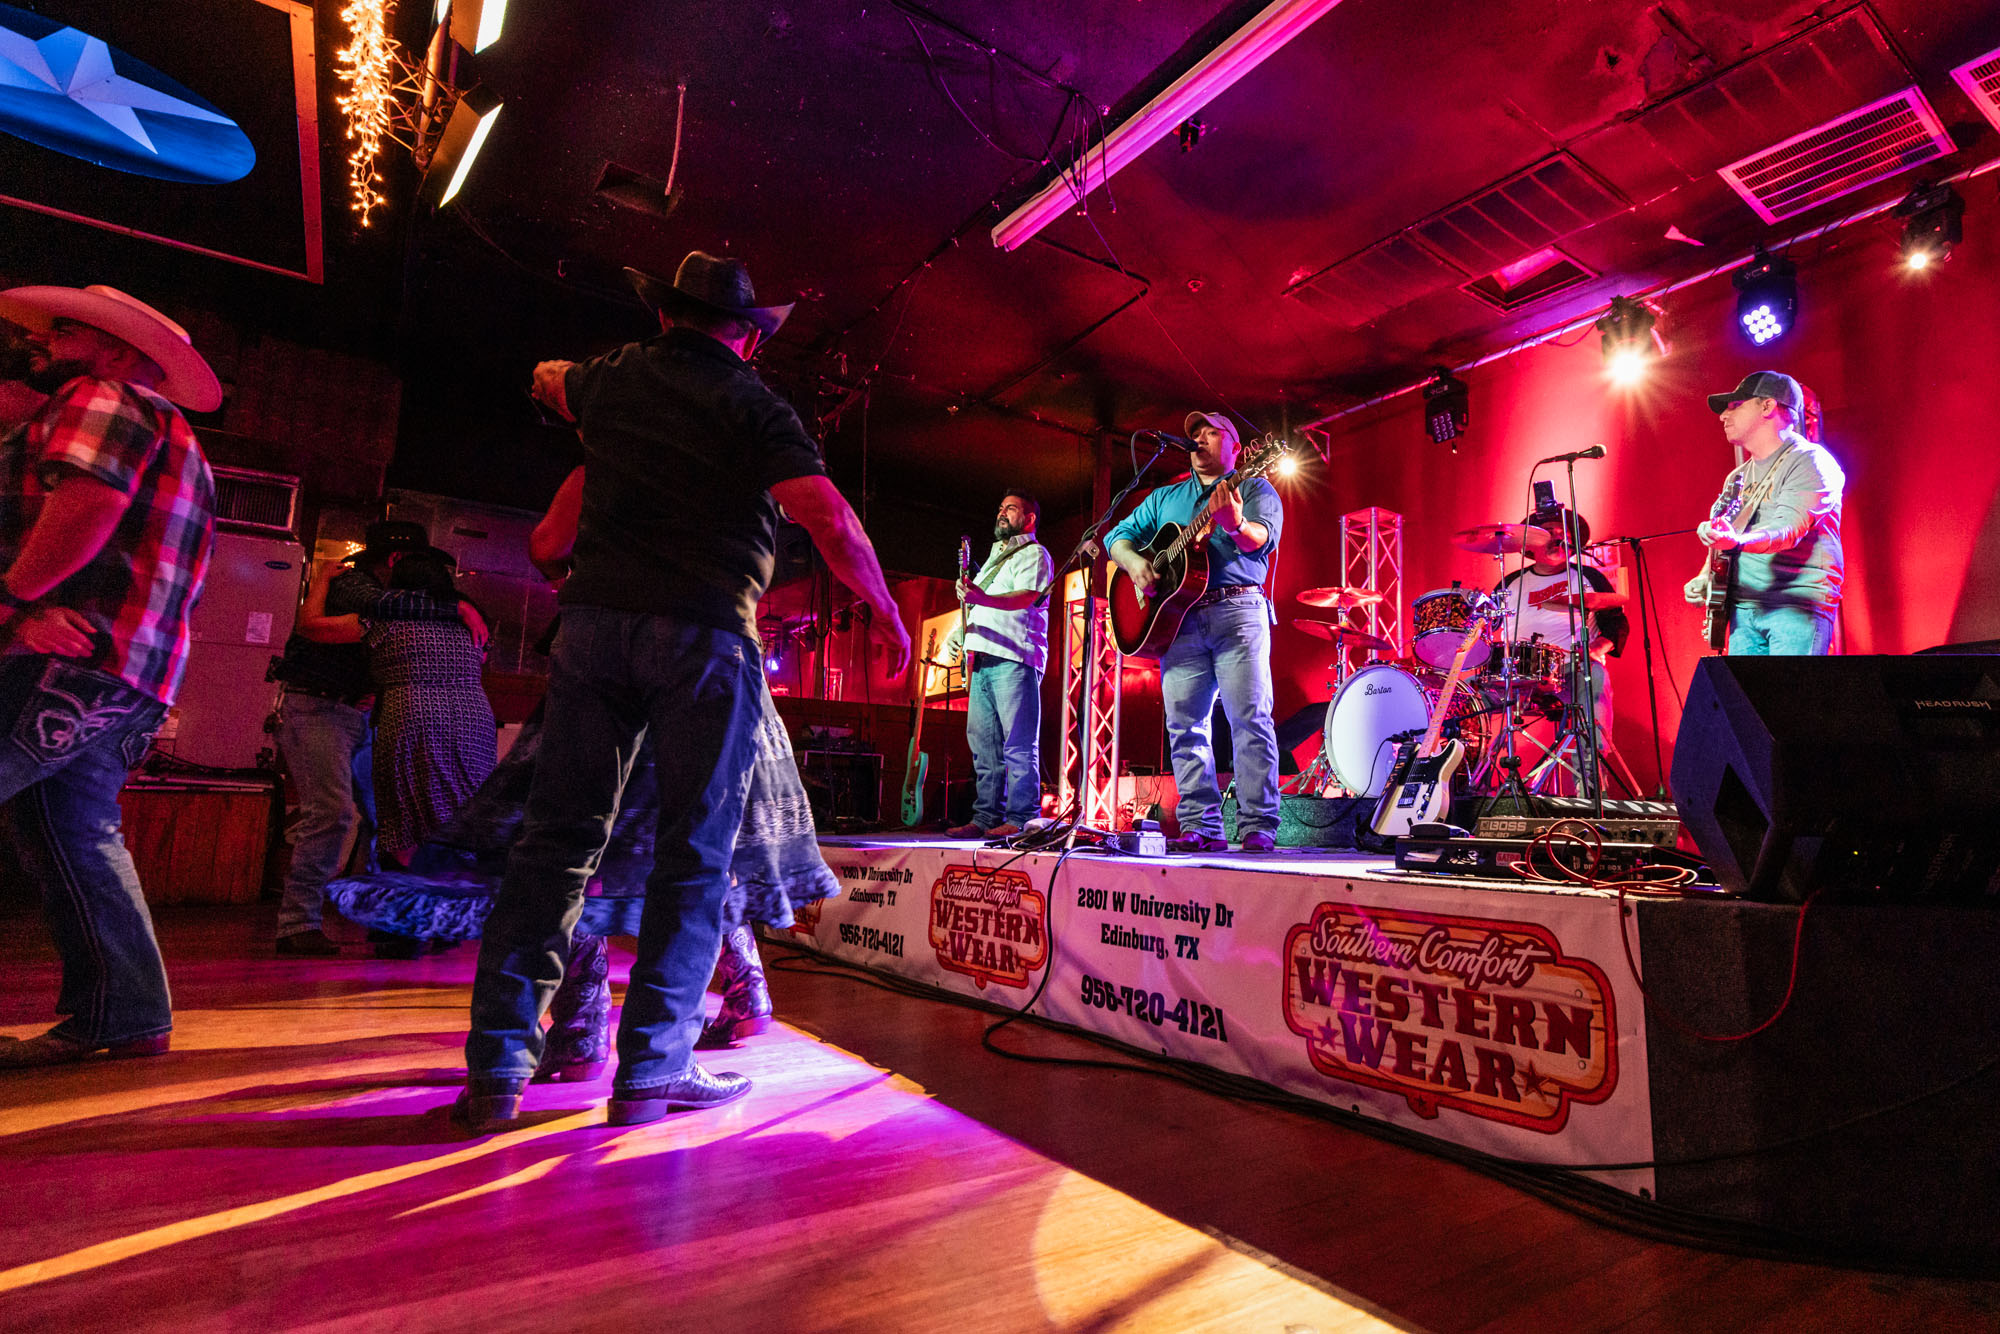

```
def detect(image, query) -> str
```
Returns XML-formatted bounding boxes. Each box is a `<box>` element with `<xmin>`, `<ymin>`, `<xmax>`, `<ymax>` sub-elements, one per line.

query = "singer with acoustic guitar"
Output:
<box><xmin>943</xmin><ymin>490</ymin><xmax>1054</xmax><ymax>840</ymax></box>
<box><xmin>1106</xmin><ymin>411</ymin><xmax>1285</xmax><ymax>854</ymax></box>
<box><xmin>1682</xmin><ymin>371</ymin><xmax>1845</xmax><ymax>656</ymax></box>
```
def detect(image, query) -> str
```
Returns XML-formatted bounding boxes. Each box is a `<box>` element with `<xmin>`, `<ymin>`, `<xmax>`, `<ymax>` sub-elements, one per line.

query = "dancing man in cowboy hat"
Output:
<box><xmin>455</xmin><ymin>251</ymin><xmax>910</xmax><ymax>1132</ymax></box>
<box><xmin>0</xmin><ymin>284</ymin><xmax>219</xmax><ymax>1070</ymax></box>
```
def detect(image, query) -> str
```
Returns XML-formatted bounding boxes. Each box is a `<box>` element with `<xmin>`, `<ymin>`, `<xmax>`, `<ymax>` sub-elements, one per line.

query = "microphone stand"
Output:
<box><xmin>1042</xmin><ymin>434</ymin><xmax>1177</xmax><ymax>844</ymax></box>
<box><xmin>1529</xmin><ymin>456</ymin><xmax>1603</xmax><ymax>814</ymax></box>
<box><xmin>1600</xmin><ymin>525</ymin><xmax>1696</xmax><ymax>800</ymax></box>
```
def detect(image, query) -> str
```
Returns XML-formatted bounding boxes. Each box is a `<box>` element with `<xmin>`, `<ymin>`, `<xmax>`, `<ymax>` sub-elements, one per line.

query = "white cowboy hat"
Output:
<box><xmin>0</xmin><ymin>285</ymin><xmax>222</xmax><ymax>412</ymax></box>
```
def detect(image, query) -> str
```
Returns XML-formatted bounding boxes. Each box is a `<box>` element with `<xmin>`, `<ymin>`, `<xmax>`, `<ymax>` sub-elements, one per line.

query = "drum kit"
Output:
<box><xmin>1295</xmin><ymin>519</ymin><xmax>1606</xmax><ymax>800</ymax></box>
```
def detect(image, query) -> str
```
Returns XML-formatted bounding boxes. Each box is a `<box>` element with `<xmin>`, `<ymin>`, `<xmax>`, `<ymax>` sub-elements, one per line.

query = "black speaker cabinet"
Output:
<box><xmin>1671</xmin><ymin>656</ymin><xmax>2000</xmax><ymax>903</ymax></box>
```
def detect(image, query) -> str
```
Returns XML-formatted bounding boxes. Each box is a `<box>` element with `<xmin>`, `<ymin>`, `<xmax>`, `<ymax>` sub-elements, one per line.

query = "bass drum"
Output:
<box><xmin>1323</xmin><ymin>664</ymin><xmax>1436</xmax><ymax>798</ymax></box>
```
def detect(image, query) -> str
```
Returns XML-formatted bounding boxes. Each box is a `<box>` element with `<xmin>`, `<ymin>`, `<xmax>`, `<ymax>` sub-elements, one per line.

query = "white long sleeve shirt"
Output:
<box><xmin>944</xmin><ymin>534</ymin><xmax>1054</xmax><ymax>674</ymax></box>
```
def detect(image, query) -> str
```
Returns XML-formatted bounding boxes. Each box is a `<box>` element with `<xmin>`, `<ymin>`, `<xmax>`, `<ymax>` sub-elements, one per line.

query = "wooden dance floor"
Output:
<box><xmin>0</xmin><ymin>907</ymin><xmax>1995</xmax><ymax>1332</ymax></box>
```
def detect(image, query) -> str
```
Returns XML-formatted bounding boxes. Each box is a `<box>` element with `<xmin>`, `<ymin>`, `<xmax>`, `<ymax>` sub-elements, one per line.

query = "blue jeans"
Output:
<box><xmin>0</xmin><ymin>656</ymin><xmax>170</xmax><ymax>1045</ymax></box>
<box><xmin>276</xmin><ymin>693</ymin><xmax>374</xmax><ymax>936</ymax></box>
<box><xmin>465</xmin><ymin>606</ymin><xmax>761</xmax><ymax>1092</ymax></box>
<box><xmin>967</xmin><ymin>655</ymin><xmax>1041</xmax><ymax>827</ymax></box>
<box><xmin>1160</xmin><ymin>592</ymin><xmax>1280</xmax><ymax>839</ymax></box>
<box><xmin>1730</xmin><ymin>602</ymin><xmax>1836</xmax><ymax>656</ymax></box>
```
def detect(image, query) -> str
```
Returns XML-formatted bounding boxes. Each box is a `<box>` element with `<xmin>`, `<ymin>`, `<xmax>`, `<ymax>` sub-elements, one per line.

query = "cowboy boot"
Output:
<box><xmin>697</xmin><ymin>926</ymin><xmax>774</xmax><ymax>1048</ymax></box>
<box><xmin>536</xmin><ymin>931</ymin><xmax>611</xmax><ymax>1083</ymax></box>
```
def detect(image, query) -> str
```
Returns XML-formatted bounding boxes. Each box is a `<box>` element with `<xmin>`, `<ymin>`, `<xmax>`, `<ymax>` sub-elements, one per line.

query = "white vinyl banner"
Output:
<box><xmin>793</xmin><ymin>839</ymin><xmax>1653</xmax><ymax>1195</ymax></box>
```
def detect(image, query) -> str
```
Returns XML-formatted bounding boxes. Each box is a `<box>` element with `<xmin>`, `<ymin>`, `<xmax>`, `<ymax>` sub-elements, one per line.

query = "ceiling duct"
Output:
<box><xmin>1951</xmin><ymin>47</ymin><xmax>2000</xmax><ymax>134</ymax></box>
<box><xmin>1718</xmin><ymin>86</ymin><xmax>1953</xmax><ymax>224</ymax></box>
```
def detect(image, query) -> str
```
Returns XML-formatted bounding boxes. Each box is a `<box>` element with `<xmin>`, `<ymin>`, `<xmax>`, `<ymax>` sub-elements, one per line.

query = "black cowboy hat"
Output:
<box><xmin>624</xmin><ymin>251</ymin><xmax>794</xmax><ymax>338</ymax></box>
<box><xmin>343</xmin><ymin>520</ymin><xmax>455</xmax><ymax>567</ymax></box>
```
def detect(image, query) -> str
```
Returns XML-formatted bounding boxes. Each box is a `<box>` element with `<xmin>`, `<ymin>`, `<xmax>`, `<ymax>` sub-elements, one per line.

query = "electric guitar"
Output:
<box><xmin>1700</xmin><ymin>481</ymin><xmax>1745</xmax><ymax>651</ymax></box>
<box><xmin>1106</xmin><ymin>436</ymin><xmax>1289</xmax><ymax>659</ymax></box>
<box><xmin>900</xmin><ymin>626</ymin><xmax>939</xmax><ymax>827</ymax></box>
<box><xmin>1371</xmin><ymin>614</ymin><xmax>1488</xmax><ymax>838</ymax></box>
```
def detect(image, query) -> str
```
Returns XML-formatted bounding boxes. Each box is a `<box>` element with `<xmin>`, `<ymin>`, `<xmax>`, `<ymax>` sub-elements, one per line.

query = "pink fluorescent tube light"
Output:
<box><xmin>989</xmin><ymin>0</ymin><xmax>1348</xmax><ymax>251</ymax></box>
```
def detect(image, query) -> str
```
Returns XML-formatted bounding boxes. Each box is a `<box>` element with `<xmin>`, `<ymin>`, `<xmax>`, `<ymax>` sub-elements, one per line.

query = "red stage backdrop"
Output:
<box><xmin>1274</xmin><ymin>186</ymin><xmax>2000</xmax><ymax>796</ymax></box>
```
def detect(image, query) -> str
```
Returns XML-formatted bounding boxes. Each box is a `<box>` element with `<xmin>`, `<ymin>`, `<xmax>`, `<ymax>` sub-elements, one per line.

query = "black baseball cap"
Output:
<box><xmin>1527</xmin><ymin>505</ymin><xmax>1589</xmax><ymax>549</ymax></box>
<box><xmin>1707</xmin><ymin>370</ymin><xmax>1803</xmax><ymax>415</ymax></box>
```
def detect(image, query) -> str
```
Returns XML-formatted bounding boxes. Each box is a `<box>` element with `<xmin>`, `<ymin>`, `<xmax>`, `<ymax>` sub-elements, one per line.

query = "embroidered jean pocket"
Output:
<box><xmin>9</xmin><ymin>660</ymin><xmax>152</xmax><ymax>767</ymax></box>
<box><xmin>120</xmin><ymin>720</ymin><xmax>165</xmax><ymax>771</ymax></box>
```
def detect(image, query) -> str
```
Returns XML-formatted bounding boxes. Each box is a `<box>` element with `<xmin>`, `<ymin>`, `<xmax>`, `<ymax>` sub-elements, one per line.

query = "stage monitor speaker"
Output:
<box><xmin>1671</xmin><ymin>655</ymin><xmax>2000</xmax><ymax>904</ymax></box>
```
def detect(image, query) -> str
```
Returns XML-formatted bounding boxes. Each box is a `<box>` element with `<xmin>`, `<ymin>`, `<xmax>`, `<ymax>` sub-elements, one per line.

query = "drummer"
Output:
<box><xmin>1492</xmin><ymin>506</ymin><xmax>1628</xmax><ymax>740</ymax></box>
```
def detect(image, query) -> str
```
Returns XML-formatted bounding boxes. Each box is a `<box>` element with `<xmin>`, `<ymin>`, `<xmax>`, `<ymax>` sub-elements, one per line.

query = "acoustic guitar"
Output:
<box><xmin>1106</xmin><ymin>436</ymin><xmax>1289</xmax><ymax>659</ymax></box>
<box><xmin>1371</xmin><ymin>615</ymin><xmax>1488</xmax><ymax>838</ymax></box>
<box><xmin>1699</xmin><ymin>484</ymin><xmax>1745</xmax><ymax>651</ymax></box>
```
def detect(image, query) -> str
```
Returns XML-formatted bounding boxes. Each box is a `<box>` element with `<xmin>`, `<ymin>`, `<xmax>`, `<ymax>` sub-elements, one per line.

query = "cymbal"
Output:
<box><xmin>1453</xmin><ymin>523</ymin><xmax>1552</xmax><ymax>556</ymax></box>
<box><xmin>1296</xmin><ymin>586</ymin><xmax>1385</xmax><ymax>611</ymax></box>
<box><xmin>1290</xmin><ymin>618</ymin><xmax>1395</xmax><ymax>653</ymax></box>
<box><xmin>1540</xmin><ymin>589</ymin><xmax>1627</xmax><ymax>610</ymax></box>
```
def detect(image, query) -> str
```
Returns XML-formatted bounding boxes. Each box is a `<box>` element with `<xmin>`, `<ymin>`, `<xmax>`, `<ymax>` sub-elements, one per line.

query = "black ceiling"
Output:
<box><xmin>11</xmin><ymin>1</ymin><xmax>1999</xmax><ymax>533</ymax></box>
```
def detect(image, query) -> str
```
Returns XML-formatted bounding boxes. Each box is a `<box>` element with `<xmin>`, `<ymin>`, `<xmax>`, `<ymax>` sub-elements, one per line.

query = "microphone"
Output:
<box><xmin>1537</xmin><ymin>443</ymin><xmax>1607</xmax><ymax>465</ymax></box>
<box><xmin>1139</xmin><ymin>429</ymin><xmax>1200</xmax><ymax>451</ymax></box>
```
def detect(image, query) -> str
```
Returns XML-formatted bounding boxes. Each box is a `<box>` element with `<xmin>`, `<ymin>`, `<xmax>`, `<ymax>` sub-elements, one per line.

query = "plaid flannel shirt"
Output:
<box><xmin>0</xmin><ymin>376</ymin><xmax>216</xmax><ymax>704</ymax></box>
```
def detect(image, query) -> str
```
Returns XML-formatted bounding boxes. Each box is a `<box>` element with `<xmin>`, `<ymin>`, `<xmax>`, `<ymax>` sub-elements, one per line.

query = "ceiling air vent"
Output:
<box><xmin>211</xmin><ymin>466</ymin><xmax>299</xmax><ymax>538</ymax></box>
<box><xmin>1412</xmin><ymin>154</ymin><xmax>1627</xmax><ymax>278</ymax></box>
<box><xmin>1459</xmin><ymin>246</ymin><xmax>1598</xmax><ymax>313</ymax></box>
<box><xmin>1951</xmin><ymin>48</ymin><xmax>2000</xmax><ymax>134</ymax></box>
<box><xmin>1284</xmin><ymin>233</ymin><xmax>1461</xmax><ymax>330</ymax></box>
<box><xmin>1719</xmin><ymin>87</ymin><xmax>1952</xmax><ymax>224</ymax></box>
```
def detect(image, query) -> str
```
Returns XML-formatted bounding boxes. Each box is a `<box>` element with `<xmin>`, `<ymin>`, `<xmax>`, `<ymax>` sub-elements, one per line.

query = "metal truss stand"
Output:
<box><xmin>1059</xmin><ymin>593</ymin><xmax>1121</xmax><ymax>831</ymax></box>
<box><xmin>1339</xmin><ymin>507</ymin><xmax>1404</xmax><ymax>673</ymax></box>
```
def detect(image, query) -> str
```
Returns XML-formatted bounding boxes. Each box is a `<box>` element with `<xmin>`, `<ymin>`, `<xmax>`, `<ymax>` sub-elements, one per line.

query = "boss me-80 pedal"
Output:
<box><xmin>1395</xmin><ymin>834</ymin><xmax>1658</xmax><ymax>881</ymax></box>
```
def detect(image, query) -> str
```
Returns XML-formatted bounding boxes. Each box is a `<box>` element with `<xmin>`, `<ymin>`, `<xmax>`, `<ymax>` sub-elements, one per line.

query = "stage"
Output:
<box><xmin>789</xmin><ymin>835</ymin><xmax>2000</xmax><ymax>1273</ymax></box>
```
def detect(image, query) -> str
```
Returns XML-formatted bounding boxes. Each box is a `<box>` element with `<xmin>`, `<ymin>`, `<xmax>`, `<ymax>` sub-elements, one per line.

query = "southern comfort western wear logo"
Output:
<box><xmin>1282</xmin><ymin>903</ymin><xmax>1617</xmax><ymax>1132</ymax></box>
<box><xmin>929</xmin><ymin>864</ymin><xmax>1047</xmax><ymax>988</ymax></box>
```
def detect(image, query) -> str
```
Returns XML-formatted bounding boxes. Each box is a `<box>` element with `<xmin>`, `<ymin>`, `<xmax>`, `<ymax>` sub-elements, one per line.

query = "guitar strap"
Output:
<box><xmin>1719</xmin><ymin>440</ymin><xmax>1795</xmax><ymax>531</ymax></box>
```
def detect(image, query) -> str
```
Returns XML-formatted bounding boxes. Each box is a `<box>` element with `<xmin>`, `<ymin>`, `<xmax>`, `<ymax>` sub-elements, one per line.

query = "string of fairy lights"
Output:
<box><xmin>334</xmin><ymin>0</ymin><xmax>399</xmax><ymax>227</ymax></box>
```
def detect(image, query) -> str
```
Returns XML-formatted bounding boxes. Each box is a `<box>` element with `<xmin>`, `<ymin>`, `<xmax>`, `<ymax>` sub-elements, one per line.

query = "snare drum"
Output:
<box><xmin>1411</xmin><ymin>588</ymin><xmax>1493</xmax><ymax>670</ymax></box>
<box><xmin>1323</xmin><ymin>663</ymin><xmax>1490</xmax><ymax>797</ymax></box>
<box><xmin>1488</xmin><ymin>639</ymin><xmax>1569</xmax><ymax>688</ymax></box>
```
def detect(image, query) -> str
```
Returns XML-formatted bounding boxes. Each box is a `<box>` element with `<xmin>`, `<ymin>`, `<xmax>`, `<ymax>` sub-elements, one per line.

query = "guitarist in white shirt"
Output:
<box><xmin>944</xmin><ymin>491</ymin><xmax>1055</xmax><ymax>839</ymax></box>
<box><xmin>1682</xmin><ymin>371</ymin><xmax>1846</xmax><ymax>656</ymax></box>
<box><xmin>1106</xmin><ymin>411</ymin><xmax>1285</xmax><ymax>853</ymax></box>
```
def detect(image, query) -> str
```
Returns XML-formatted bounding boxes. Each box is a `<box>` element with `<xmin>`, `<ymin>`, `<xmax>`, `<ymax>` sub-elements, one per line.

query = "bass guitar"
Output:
<box><xmin>899</xmin><ymin>625</ymin><xmax>939</xmax><ymax>827</ymax></box>
<box><xmin>899</xmin><ymin>539</ymin><xmax>971</xmax><ymax>827</ymax></box>
<box><xmin>1371</xmin><ymin>612</ymin><xmax>1489</xmax><ymax>838</ymax></box>
<box><xmin>1106</xmin><ymin>436</ymin><xmax>1289</xmax><ymax>659</ymax></box>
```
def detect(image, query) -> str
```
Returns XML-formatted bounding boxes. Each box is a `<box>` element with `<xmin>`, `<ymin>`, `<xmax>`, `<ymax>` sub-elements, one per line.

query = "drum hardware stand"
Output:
<box><xmin>1533</xmin><ymin>454</ymin><xmax>1605</xmax><ymax>810</ymax></box>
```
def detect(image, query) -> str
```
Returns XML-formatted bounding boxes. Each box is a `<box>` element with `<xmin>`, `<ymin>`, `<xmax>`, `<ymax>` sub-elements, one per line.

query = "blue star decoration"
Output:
<box><xmin>0</xmin><ymin>3</ymin><xmax>253</xmax><ymax>184</ymax></box>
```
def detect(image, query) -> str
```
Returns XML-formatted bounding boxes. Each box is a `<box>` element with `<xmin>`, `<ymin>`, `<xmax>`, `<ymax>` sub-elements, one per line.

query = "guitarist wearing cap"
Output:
<box><xmin>1682</xmin><ymin>371</ymin><xmax>1845</xmax><ymax>656</ymax></box>
<box><xmin>944</xmin><ymin>490</ymin><xmax>1054</xmax><ymax>840</ymax></box>
<box><xmin>1107</xmin><ymin>411</ymin><xmax>1284</xmax><ymax>853</ymax></box>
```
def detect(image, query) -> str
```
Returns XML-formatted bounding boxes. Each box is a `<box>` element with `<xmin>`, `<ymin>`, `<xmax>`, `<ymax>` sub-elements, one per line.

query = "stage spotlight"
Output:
<box><xmin>1595</xmin><ymin>296</ymin><xmax>1662</xmax><ymax>382</ymax></box>
<box><xmin>443</xmin><ymin>0</ymin><xmax>509</xmax><ymax>53</ymax></box>
<box><xmin>1276</xmin><ymin>453</ymin><xmax>1301</xmax><ymax>478</ymax></box>
<box><xmin>1422</xmin><ymin>368</ymin><xmax>1468</xmax><ymax>447</ymax></box>
<box><xmin>1893</xmin><ymin>181</ymin><xmax>1964</xmax><ymax>270</ymax></box>
<box><xmin>423</xmin><ymin>84</ymin><xmax>503</xmax><ymax>208</ymax></box>
<box><xmin>1733</xmin><ymin>248</ymin><xmax>1796</xmax><ymax>346</ymax></box>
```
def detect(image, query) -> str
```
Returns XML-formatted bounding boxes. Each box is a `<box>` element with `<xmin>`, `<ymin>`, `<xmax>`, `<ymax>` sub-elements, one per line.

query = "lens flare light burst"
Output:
<box><xmin>335</xmin><ymin>0</ymin><xmax>399</xmax><ymax>226</ymax></box>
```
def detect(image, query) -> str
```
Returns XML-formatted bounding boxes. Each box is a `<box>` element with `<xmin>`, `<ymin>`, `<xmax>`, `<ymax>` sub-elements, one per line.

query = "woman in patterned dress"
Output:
<box><xmin>298</xmin><ymin>549</ymin><xmax>497</xmax><ymax>867</ymax></box>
